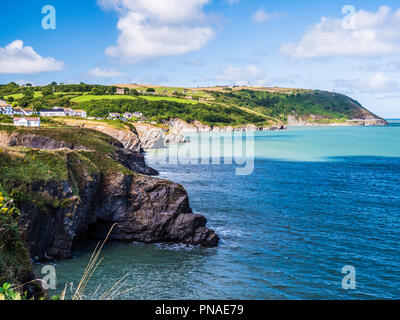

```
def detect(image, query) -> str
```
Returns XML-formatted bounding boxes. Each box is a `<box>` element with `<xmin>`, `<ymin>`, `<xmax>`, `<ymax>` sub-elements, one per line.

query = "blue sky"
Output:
<box><xmin>1</xmin><ymin>0</ymin><xmax>400</xmax><ymax>117</ymax></box>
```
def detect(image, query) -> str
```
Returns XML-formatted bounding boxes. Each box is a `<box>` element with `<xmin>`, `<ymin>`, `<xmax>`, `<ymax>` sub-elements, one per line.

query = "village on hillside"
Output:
<box><xmin>0</xmin><ymin>99</ymin><xmax>155</xmax><ymax>127</ymax></box>
<box><xmin>0</xmin><ymin>99</ymin><xmax>87</xmax><ymax>127</ymax></box>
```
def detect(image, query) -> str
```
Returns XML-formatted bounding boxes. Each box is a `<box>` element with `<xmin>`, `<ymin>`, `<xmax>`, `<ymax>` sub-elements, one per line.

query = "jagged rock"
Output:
<box><xmin>164</xmin><ymin>129</ymin><xmax>189</xmax><ymax>144</ymax></box>
<box><xmin>0</xmin><ymin>128</ymin><xmax>218</xmax><ymax>261</ymax></box>
<box><xmin>168</xmin><ymin>118</ymin><xmax>285</xmax><ymax>133</ymax></box>
<box><xmin>134</xmin><ymin>124</ymin><xmax>166</xmax><ymax>149</ymax></box>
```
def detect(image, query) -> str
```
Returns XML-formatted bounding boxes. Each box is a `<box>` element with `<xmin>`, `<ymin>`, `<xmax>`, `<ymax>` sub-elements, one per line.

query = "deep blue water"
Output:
<box><xmin>38</xmin><ymin>121</ymin><xmax>400</xmax><ymax>300</ymax></box>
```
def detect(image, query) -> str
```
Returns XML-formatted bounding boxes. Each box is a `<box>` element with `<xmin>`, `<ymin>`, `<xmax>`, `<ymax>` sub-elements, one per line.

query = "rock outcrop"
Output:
<box><xmin>133</xmin><ymin>123</ymin><xmax>166</xmax><ymax>149</ymax></box>
<box><xmin>286</xmin><ymin>114</ymin><xmax>388</xmax><ymax>126</ymax></box>
<box><xmin>0</xmin><ymin>127</ymin><xmax>219</xmax><ymax>261</ymax></box>
<box><xmin>56</xmin><ymin>119</ymin><xmax>143</xmax><ymax>152</ymax></box>
<box><xmin>17</xmin><ymin>169</ymin><xmax>218</xmax><ymax>261</ymax></box>
<box><xmin>168</xmin><ymin>118</ymin><xmax>286</xmax><ymax>133</ymax></box>
<box><xmin>134</xmin><ymin>123</ymin><xmax>189</xmax><ymax>149</ymax></box>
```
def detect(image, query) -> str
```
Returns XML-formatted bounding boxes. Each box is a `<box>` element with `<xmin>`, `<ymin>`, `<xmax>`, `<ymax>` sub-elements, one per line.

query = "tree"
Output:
<box><xmin>25</xmin><ymin>83</ymin><xmax>32</xmax><ymax>87</ymax></box>
<box><xmin>23</xmin><ymin>89</ymin><xmax>34</xmax><ymax>99</ymax></box>
<box><xmin>51</xmin><ymin>82</ymin><xmax>57</xmax><ymax>86</ymax></box>
<box><xmin>7</xmin><ymin>96</ymin><xmax>14</xmax><ymax>102</ymax></box>
<box><xmin>146</xmin><ymin>88</ymin><xmax>155</xmax><ymax>93</ymax></box>
<box><xmin>91</xmin><ymin>88</ymin><xmax>102</xmax><ymax>95</ymax></box>
<box><xmin>42</xmin><ymin>87</ymin><xmax>53</xmax><ymax>96</ymax></box>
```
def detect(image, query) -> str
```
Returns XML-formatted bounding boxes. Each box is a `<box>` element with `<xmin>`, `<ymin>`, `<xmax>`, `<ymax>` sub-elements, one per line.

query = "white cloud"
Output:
<box><xmin>367</xmin><ymin>72</ymin><xmax>392</xmax><ymax>90</ymax></box>
<box><xmin>86</xmin><ymin>67</ymin><xmax>126</xmax><ymax>78</ymax></box>
<box><xmin>98</xmin><ymin>0</ymin><xmax>215</xmax><ymax>63</ymax></box>
<box><xmin>0</xmin><ymin>40</ymin><xmax>63</xmax><ymax>74</ymax></box>
<box><xmin>281</xmin><ymin>6</ymin><xmax>400</xmax><ymax>59</ymax></box>
<box><xmin>217</xmin><ymin>65</ymin><xmax>266</xmax><ymax>86</ymax></box>
<box><xmin>334</xmin><ymin>72</ymin><xmax>399</xmax><ymax>93</ymax></box>
<box><xmin>252</xmin><ymin>8</ymin><xmax>284</xmax><ymax>23</ymax></box>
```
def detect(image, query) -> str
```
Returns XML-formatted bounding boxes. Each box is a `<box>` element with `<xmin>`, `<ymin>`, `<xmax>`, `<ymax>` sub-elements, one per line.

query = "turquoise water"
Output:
<box><xmin>37</xmin><ymin>121</ymin><xmax>400</xmax><ymax>299</ymax></box>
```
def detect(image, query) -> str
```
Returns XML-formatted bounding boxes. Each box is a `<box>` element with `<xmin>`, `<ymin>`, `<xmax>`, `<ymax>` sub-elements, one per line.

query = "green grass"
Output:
<box><xmin>0</xmin><ymin>126</ymin><xmax>133</xmax><ymax>181</ymax></box>
<box><xmin>5</xmin><ymin>92</ymin><xmax>43</xmax><ymax>99</ymax></box>
<box><xmin>140</xmin><ymin>95</ymin><xmax>200</xmax><ymax>104</ymax></box>
<box><xmin>213</xmin><ymin>89</ymin><xmax>374</xmax><ymax>123</ymax></box>
<box><xmin>0</xmin><ymin>149</ymin><xmax>69</xmax><ymax>184</ymax></box>
<box><xmin>146</xmin><ymin>87</ymin><xmax>212</xmax><ymax>98</ymax></box>
<box><xmin>70</xmin><ymin>95</ymin><xmax>138</xmax><ymax>103</ymax></box>
<box><xmin>70</xmin><ymin>94</ymin><xmax>200</xmax><ymax>104</ymax></box>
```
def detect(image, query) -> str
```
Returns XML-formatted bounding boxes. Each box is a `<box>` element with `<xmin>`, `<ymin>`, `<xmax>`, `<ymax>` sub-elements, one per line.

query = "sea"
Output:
<box><xmin>37</xmin><ymin>120</ymin><xmax>400</xmax><ymax>300</ymax></box>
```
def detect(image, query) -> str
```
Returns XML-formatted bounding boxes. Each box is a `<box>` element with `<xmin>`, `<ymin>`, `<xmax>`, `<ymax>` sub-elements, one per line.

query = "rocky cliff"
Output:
<box><xmin>0</xmin><ymin>126</ymin><xmax>218</xmax><ymax>262</ymax></box>
<box><xmin>286</xmin><ymin>114</ymin><xmax>388</xmax><ymax>126</ymax></box>
<box><xmin>168</xmin><ymin>118</ymin><xmax>286</xmax><ymax>133</ymax></box>
<box><xmin>55</xmin><ymin>119</ymin><xmax>189</xmax><ymax>150</ymax></box>
<box><xmin>54</xmin><ymin>119</ymin><xmax>143</xmax><ymax>152</ymax></box>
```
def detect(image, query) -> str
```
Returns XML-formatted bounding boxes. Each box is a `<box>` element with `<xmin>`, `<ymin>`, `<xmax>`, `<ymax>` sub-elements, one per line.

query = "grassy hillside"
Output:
<box><xmin>0</xmin><ymin>82</ymin><xmax>382</xmax><ymax>126</ymax></box>
<box><xmin>211</xmin><ymin>89</ymin><xmax>380</xmax><ymax>123</ymax></box>
<box><xmin>0</xmin><ymin>126</ymin><xmax>134</xmax><ymax>208</ymax></box>
<box><xmin>70</xmin><ymin>94</ymin><xmax>200</xmax><ymax>104</ymax></box>
<box><xmin>78</xmin><ymin>98</ymin><xmax>268</xmax><ymax>126</ymax></box>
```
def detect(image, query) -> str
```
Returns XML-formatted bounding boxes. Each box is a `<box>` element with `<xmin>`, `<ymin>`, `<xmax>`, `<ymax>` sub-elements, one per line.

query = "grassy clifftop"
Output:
<box><xmin>0</xmin><ymin>126</ymin><xmax>134</xmax><ymax>192</ymax></box>
<box><xmin>211</xmin><ymin>89</ymin><xmax>382</xmax><ymax>123</ymax></box>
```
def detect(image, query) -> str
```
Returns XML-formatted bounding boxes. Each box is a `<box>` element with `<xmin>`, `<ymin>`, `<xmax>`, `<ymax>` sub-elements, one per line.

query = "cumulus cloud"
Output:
<box><xmin>217</xmin><ymin>65</ymin><xmax>266</xmax><ymax>86</ymax></box>
<box><xmin>86</xmin><ymin>67</ymin><xmax>126</xmax><ymax>78</ymax></box>
<box><xmin>98</xmin><ymin>0</ymin><xmax>215</xmax><ymax>63</ymax></box>
<box><xmin>0</xmin><ymin>40</ymin><xmax>63</xmax><ymax>74</ymax></box>
<box><xmin>281</xmin><ymin>6</ymin><xmax>400</xmax><ymax>59</ymax></box>
<box><xmin>334</xmin><ymin>72</ymin><xmax>399</xmax><ymax>93</ymax></box>
<box><xmin>252</xmin><ymin>8</ymin><xmax>285</xmax><ymax>23</ymax></box>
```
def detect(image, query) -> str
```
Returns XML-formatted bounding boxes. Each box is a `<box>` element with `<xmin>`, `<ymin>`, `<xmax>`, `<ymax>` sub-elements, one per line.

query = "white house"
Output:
<box><xmin>22</xmin><ymin>109</ymin><xmax>34</xmax><ymax>116</ymax></box>
<box><xmin>116</xmin><ymin>88</ymin><xmax>125</xmax><ymax>95</ymax></box>
<box><xmin>13</xmin><ymin>117</ymin><xmax>41</xmax><ymax>127</ymax></box>
<box><xmin>39</xmin><ymin>108</ymin><xmax>66</xmax><ymax>117</ymax></box>
<box><xmin>72</xmin><ymin>110</ymin><xmax>87</xmax><ymax>118</ymax></box>
<box><xmin>108</xmin><ymin>113</ymin><xmax>120</xmax><ymax>119</ymax></box>
<box><xmin>0</xmin><ymin>104</ymin><xmax>14</xmax><ymax>116</ymax></box>
<box><xmin>123</xmin><ymin>112</ymin><xmax>133</xmax><ymax>119</ymax></box>
<box><xmin>132</xmin><ymin>112</ymin><xmax>145</xmax><ymax>118</ymax></box>
<box><xmin>13</xmin><ymin>108</ymin><xmax>24</xmax><ymax>115</ymax></box>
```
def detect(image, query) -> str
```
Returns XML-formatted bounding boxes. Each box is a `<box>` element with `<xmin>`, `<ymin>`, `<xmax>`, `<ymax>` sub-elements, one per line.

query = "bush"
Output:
<box><xmin>0</xmin><ymin>283</ymin><xmax>22</xmax><ymax>300</ymax></box>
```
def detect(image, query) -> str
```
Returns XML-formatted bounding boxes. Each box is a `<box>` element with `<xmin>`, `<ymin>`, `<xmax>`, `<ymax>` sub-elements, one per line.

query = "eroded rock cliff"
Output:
<box><xmin>0</xmin><ymin>126</ymin><xmax>219</xmax><ymax>261</ymax></box>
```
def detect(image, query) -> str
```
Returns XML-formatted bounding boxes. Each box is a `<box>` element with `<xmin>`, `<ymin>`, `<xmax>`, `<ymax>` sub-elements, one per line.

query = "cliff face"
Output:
<box><xmin>286</xmin><ymin>115</ymin><xmax>388</xmax><ymax>126</ymax></box>
<box><xmin>55</xmin><ymin>119</ymin><xmax>188</xmax><ymax>150</ymax></box>
<box><xmin>54</xmin><ymin>119</ymin><xmax>143</xmax><ymax>152</ymax></box>
<box><xmin>168</xmin><ymin>118</ymin><xmax>286</xmax><ymax>133</ymax></box>
<box><xmin>0</xmin><ymin>127</ymin><xmax>218</xmax><ymax>261</ymax></box>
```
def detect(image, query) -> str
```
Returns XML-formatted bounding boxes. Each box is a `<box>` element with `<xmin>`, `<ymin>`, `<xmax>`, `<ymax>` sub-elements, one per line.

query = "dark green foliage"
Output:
<box><xmin>0</xmin><ymin>114</ymin><xmax>13</xmax><ymax>123</ymax></box>
<box><xmin>215</xmin><ymin>89</ymin><xmax>375</xmax><ymax>122</ymax></box>
<box><xmin>0</xmin><ymin>187</ymin><xmax>32</xmax><ymax>293</ymax></box>
<box><xmin>0</xmin><ymin>82</ymin><xmax>20</xmax><ymax>96</ymax></box>
<box><xmin>42</xmin><ymin>86</ymin><xmax>53</xmax><ymax>96</ymax></box>
<box><xmin>79</xmin><ymin>98</ymin><xmax>267</xmax><ymax>126</ymax></box>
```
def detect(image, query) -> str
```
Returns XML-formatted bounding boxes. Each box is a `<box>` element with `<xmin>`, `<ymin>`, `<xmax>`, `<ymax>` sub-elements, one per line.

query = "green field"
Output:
<box><xmin>70</xmin><ymin>94</ymin><xmax>200</xmax><ymax>104</ymax></box>
<box><xmin>147</xmin><ymin>87</ymin><xmax>212</xmax><ymax>98</ymax></box>
<box><xmin>139</xmin><ymin>95</ymin><xmax>200</xmax><ymax>104</ymax></box>
<box><xmin>70</xmin><ymin>95</ymin><xmax>138</xmax><ymax>103</ymax></box>
<box><xmin>5</xmin><ymin>92</ymin><xmax>43</xmax><ymax>99</ymax></box>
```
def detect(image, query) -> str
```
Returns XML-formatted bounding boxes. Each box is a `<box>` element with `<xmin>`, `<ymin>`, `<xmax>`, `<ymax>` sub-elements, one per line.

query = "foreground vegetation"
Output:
<box><xmin>0</xmin><ymin>125</ymin><xmax>141</xmax><ymax>300</ymax></box>
<box><xmin>0</xmin><ymin>186</ymin><xmax>38</xmax><ymax>300</ymax></box>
